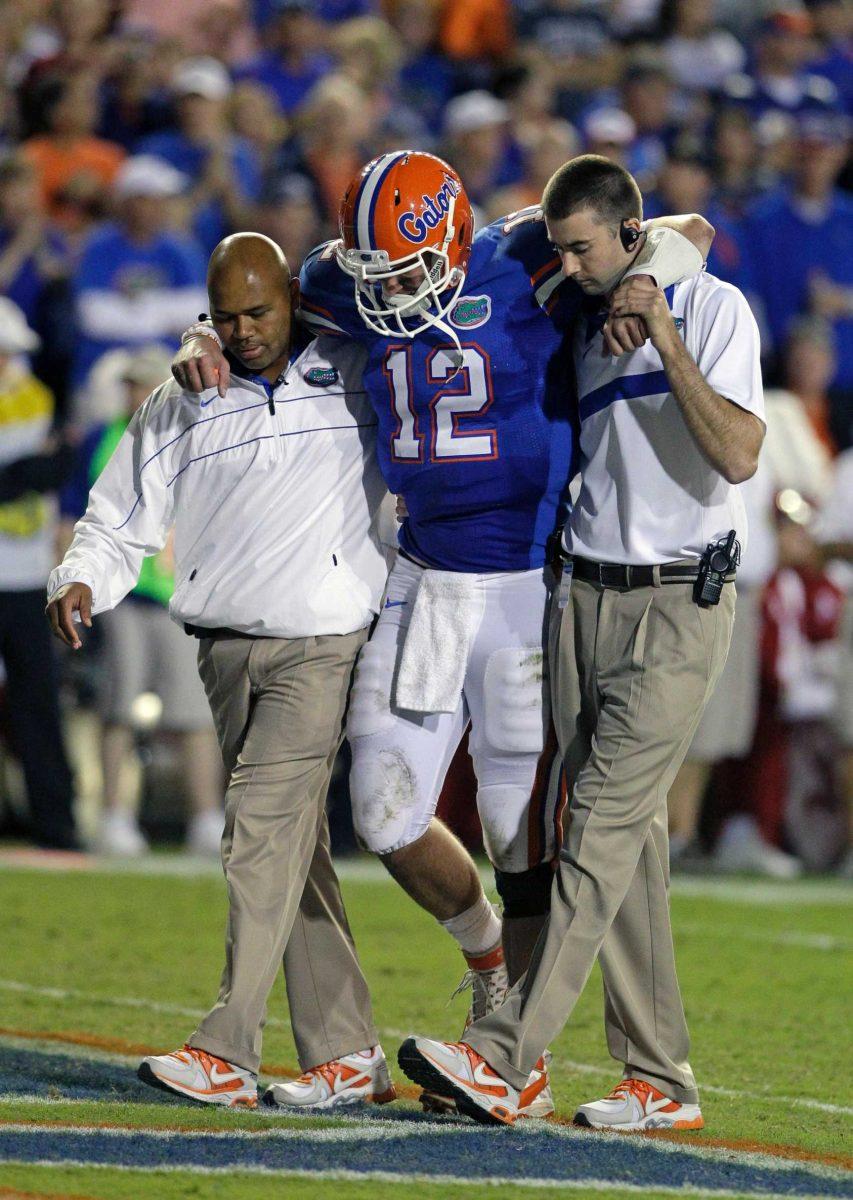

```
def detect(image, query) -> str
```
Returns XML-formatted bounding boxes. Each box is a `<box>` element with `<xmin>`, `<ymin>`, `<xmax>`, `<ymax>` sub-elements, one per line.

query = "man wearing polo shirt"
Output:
<box><xmin>399</xmin><ymin>155</ymin><xmax>765</xmax><ymax>1131</ymax></box>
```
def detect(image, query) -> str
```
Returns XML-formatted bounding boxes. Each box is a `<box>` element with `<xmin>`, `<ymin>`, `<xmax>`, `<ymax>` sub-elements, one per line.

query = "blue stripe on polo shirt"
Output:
<box><xmin>579</xmin><ymin>369</ymin><xmax>670</xmax><ymax>422</ymax></box>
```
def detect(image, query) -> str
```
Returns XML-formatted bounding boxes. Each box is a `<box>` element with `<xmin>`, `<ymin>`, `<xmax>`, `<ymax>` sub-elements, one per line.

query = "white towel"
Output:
<box><xmin>395</xmin><ymin>569</ymin><xmax>477</xmax><ymax>713</ymax></box>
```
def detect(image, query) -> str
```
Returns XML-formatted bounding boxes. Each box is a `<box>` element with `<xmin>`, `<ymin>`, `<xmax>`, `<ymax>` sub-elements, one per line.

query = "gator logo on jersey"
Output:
<box><xmin>305</xmin><ymin>366</ymin><xmax>340</xmax><ymax>386</ymax></box>
<box><xmin>396</xmin><ymin>177</ymin><xmax>462</xmax><ymax>244</ymax></box>
<box><xmin>673</xmin><ymin>317</ymin><xmax>685</xmax><ymax>334</ymax></box>
<box><xmin>449</xmin><ymin>295</ymin><xmax>491</xmax><ymax>330</ymax></box>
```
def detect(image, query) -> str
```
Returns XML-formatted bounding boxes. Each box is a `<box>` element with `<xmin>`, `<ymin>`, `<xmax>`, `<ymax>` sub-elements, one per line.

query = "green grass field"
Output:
<box><xmin>0</xmin><ymin>857</ymin><xmax>849</xmax><ymax>1200</ymax></box>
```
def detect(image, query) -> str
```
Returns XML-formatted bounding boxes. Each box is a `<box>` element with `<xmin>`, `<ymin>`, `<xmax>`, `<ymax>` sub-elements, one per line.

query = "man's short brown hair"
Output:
<box><xmin>542</xmin><ymin>154</ymin><xmax>642</xmax><ymax>228</ymax></box>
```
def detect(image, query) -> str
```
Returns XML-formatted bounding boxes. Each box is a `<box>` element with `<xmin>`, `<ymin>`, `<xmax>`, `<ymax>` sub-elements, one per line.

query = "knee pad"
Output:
<box><xmin>494</xmin><ymin>862</ymin><xmax>553</xmax><ymax>918</ymax></box>
<box><xmin>350</xmin><ymin>740</ymin><xmax>425</xmax><ymax>855</ymax></box>
<box><xmin>483</xmin><ymin>647</ymin><xmax>547</xmax><ymax>754</ymax></box>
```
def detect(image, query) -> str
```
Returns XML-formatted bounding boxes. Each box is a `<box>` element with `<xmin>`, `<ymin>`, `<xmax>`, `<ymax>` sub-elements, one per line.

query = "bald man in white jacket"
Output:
<box><xmin>47</xmin><ymin>234</ymin><xmax>395</xmax><ymax>1111</ymax></box>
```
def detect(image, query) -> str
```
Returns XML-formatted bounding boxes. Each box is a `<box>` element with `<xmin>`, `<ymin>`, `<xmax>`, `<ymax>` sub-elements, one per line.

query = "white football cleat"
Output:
<box><xmin>262</xmin><ymin>1045</ymin><xmax>396</xmax><ymax>1109</ymax></box>
<box><xmin>138</xmin><ymin>1045</ymin><xmax>257</xmax><ymax>1108</ymax></box>
<box><xmin>574</xmin><ymin>1077</ymin><xmax>704</xmax><ymax>1132</ymax></box>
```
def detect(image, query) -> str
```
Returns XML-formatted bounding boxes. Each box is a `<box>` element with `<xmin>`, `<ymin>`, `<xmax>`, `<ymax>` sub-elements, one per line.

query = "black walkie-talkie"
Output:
<box><xmin>694</xmin><ymin>529</ymin><xmax>740</xmax><ymax>608</ymax></box>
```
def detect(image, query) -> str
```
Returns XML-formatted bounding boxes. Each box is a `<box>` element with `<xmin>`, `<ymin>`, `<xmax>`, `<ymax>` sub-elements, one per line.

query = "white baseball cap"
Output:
<box><xmin>585</xmin><ymin>108</ymin><xmax>637</xmax><ymax>146</ymax></box>
<box><xmin>444</xmin><ymin>91</ymin><xmax>509</xmax><ymax>137</ymax></box>
<box><xmin>0</xmin><ymin>297</ymin><xmax>40</xmax><ymax>354</ymax></box>
<box><xmin>114</xmin><ymin>155</ymin><xmax>189</xmax><ymax>199</ymax></box>
<box><xmin>173</xmin><ymin>57</ymin><xmax>232</xmax><ymax>101</ymax></box>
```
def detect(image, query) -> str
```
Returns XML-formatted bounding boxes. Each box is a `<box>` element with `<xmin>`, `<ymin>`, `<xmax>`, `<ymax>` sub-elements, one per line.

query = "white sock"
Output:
<box><xmin>439</xmin><ymin>895</ymin><xmax>502</xmax><ymax>958</ymax></box>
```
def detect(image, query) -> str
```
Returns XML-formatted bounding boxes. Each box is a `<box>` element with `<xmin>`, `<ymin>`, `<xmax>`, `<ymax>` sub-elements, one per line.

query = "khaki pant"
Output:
<box><xmin>186</xmin><ymin>628</ymin><xmax>377</xmax><ymax>1075</ymax></box>
<box><xmin>466</xmin><ymin>575</ymin><xmax>735</xmax><ymax>1102</ymax></box>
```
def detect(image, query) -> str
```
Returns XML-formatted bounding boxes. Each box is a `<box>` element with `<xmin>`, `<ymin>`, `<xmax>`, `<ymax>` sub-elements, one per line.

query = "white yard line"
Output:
<box><xmin>1</xmin><ymin>850</ymin><xmax>851</xmax><ymax>906</ymax></box>
<box><xmin>0</xmin><ymin>1157</ymin><xmax>845</xmax><ymax>1200</ymax></box>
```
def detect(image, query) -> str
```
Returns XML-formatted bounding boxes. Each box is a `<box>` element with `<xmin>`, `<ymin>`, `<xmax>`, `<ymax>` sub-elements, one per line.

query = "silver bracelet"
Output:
<box><xmin>181</xmin><ymin>321</ymin><xmax>222</xmax><ymax>348</ymax></box>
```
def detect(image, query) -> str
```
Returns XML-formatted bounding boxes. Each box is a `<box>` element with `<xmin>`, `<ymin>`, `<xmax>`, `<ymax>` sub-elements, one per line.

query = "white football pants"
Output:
<box><xmin>347</xmin><ymin>553</ymin><xmax>564</xmax><ymax>872</ymax></box>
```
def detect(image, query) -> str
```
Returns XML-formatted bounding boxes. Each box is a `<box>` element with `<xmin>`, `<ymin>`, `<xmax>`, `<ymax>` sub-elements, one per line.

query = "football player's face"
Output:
<box><xmin>210</xmin><ymin>269</ymin><xmax>297</xmax><ymax>381</ymax></box>
<box><xmin>382</xmin><ymin>263</ymin><xmax>427</xmax><ymax>299</ymax></box>
<box><xmin>547</xmin><ymin>208</ymin><xmax>630</xmax><ymax>296</ymax></box>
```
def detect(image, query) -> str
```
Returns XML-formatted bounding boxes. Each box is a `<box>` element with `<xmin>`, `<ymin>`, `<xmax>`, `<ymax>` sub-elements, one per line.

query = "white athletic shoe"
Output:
<box><xmin>573</xmin><ymin>1077</ymin><xmax>704</xmax><ymax>1132</ymax></box>
<box><xmin>138</xmin><ymin>1045</ymin><xmax>258</xmax><ymax>1108</ymax></box>
<box><xmin>98</xmin><ymin>811</ymin><xmax>148</xmax><ymax>858</ymax></box>
<box><xmin>262</xmin><ymin>1045</ymin><xmax>396</xmax><ymax>1109</ymax></box>
<box><xmin>400</xmin><ymin>1037</ymin><xmax>548</xmax><ymax>1126</ymax></box>
<box><xmin>186</xmin><ymin>809</ymin><xmax>224</xmax><ymax>857</ymax></box>
<box><xmin>713</xmin><ymin>815</ymin><xmax>802</xmax><ymax>879</ymax></box>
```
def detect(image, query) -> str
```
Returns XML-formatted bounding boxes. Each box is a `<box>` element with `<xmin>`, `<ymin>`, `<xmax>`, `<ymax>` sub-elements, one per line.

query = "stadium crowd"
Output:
<box><xmin>0</xmin><ymin>0</ymin><xmax>850</xmax><ymax>873</ymax></box>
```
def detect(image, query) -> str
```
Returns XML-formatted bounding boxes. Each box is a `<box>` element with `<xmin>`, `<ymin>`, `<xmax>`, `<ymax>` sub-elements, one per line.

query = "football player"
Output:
<box><xmin>174</xmin><ymin>150</ymin><xmax>712</xmax><ymax>1116</ymax></box>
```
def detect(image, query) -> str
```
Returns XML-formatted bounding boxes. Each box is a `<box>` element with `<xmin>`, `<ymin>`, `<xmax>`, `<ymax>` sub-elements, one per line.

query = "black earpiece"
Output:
<box><xmin>619</xmin><ymin>220</ymin><xmax>641</xmax><ymax>251</ymax></box>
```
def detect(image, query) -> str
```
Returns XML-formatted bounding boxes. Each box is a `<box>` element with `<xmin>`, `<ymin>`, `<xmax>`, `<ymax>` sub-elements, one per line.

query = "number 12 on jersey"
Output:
<box><xmin>383</xmin><ymin>344</ymin><xmax>497</xmax><ymax>463</ymax></box>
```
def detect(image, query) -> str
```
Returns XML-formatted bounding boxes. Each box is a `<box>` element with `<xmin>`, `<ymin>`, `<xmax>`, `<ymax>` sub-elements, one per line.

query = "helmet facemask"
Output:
<box><xmin>336</xmin><ymin>194</ymin><xmax>467</xmax><ymax>339</ymax></box>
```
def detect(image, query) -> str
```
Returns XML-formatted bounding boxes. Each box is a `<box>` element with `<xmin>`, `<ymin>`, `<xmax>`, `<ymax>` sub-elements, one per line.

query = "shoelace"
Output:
<box><xmin>451</xmin><ymin>965</ymin><xmax>509</xmax><ymax>1024</ymax></box>
<box><xmin>607</xmin><ymin>1078</ymin><xmax>657</xmax><ymax>1104</ymax></box>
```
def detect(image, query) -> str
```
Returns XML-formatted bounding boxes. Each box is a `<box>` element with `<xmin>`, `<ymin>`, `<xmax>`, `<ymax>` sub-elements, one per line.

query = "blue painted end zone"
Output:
<box><xmin>0</xmin><ymin>1127</ymin><xmax>851</xmax><ymax>1198</ymax></box>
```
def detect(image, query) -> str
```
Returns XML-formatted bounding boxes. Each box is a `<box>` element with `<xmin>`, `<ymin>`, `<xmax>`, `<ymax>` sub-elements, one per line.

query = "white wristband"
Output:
<box><xmin>624</xmin><ymin>227</ymin><xmax>703</xmax><ymax>290</ymax></box>
<box><xmin>181</xmin><ymin>321</ymin><xmax>222</xmax><ymax>349</ymax></box>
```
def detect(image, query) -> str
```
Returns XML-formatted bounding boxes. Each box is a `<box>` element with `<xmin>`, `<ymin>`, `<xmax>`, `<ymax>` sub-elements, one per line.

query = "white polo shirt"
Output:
<box><xmin>566</xmin><ymin>271</ymin><xmax>764</xmax><ymax>566</ymax></box>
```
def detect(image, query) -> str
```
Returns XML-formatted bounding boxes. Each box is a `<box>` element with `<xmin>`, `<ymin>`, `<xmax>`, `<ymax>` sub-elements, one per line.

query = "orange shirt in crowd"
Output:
<box><xmin>22</xmin><ymin>136</ymin><xmax>125</xmax><ymax>218</ymax></box>
<box><xmin>440</xmin><ymin>0</ymin><xmax>513</xmax><ymax>61</ymax></box>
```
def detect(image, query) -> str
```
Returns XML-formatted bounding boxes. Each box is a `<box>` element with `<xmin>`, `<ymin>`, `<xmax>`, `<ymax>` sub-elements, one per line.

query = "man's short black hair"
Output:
<box><xmin>542</xmin><ymin>155</ymin><xmax>642</xmax><ymax>228</ymax></box>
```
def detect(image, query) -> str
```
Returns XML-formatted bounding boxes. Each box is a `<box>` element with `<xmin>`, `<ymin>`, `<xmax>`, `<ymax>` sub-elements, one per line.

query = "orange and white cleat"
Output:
<box><xmin>399</xmin><ymin>1037</ymin><xmax>545</xmax><ymax>1126</ymax></box>
<box><xmin>573</xmin><ymin>1078</ymin><xmax>704</xmax><ymax>1132</ymax></box>
<box><xmin>261</xmin><ymin>1045</ymin><xmax>396</xmax><ymax>1110</ymax></box>
<box><xmin>138</xmin><ymin>1045</ymin><xmax>258</xmax><ymax>1108</ymax></box>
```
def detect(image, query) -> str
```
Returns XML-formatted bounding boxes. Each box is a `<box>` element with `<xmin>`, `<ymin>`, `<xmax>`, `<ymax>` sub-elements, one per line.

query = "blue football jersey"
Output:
<box><xmin>299</xmin><ymin>209</ymin><xmax>581</xmax><ymax>572</ymax></box>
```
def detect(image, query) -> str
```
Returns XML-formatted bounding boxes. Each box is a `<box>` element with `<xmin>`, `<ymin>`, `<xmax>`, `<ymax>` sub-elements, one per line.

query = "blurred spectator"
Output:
<box><xmin>814</xmin><ymin>447</ymin><xmax>853</xmax><ymax>872</ymax></box>
<box><xmin>583</xmin><ymin>107</ymin><xmax>636</xmax><ymax>166</ymax></box>
<box><xmin>645</xmin><ymin>137</ymin><xmax>755</xmax><ymax>294</ymax></box>
<box><xmin>710</xmin><ymin>106</ymin><xmax>764</xmax><ymax>218</ymax></box>
<box><xmin>807</xmin><ymin>0</ymin><xmax>853</xmax><ymax>117</ymax></box>
<box><xmin>268</xmin><ymin>73</ymin><xmax>376</xmax><ymax>227</ymax></box>
<box><xmin>662</xmin><ymin>0</ymin><xmax>747</xmax><ymax>93</ymax></box>
<box><xmin>120</xmin><ymin>0</ymin><xmax>258</xmax><ymax>67</ymax></box>
<box><xmin>0</xmin><ymin>298</ymin><xmax>78</xmax><ymax>850</ymax></box>
<box><xmin>439</xmin><ymin>0</ymin><xmax>513</xmax><ymax>81</ymax></box>
<box><xmin>230</xmin><ymin>81</ymin><xmax>289</xmax><ymax>178</ymax></box>
<box><xmin>256</xmin><ymin>172</ymin><xmax>323</xmax><ymax>274</ymax></box>
<box><xmin>138</xmin><ymin>57</ymin><xmax>263</xmax><ymax>254</ymax></box>
<box><xmin>58</xmin><ymin>346</ymin><xmax>223</xmax><ymax>857</ymax></box>
<box><xmin>617</xmin><ymin>46</ymin><xmax>679</xmax><ymax>189</ymax></box>
<box><xmin>21</xmin><ymin>71</ymin><xmax>125</xmax><ymax>225</ymax></box>
<box><xmin>485</xmin><ymin>118</ymin><xmax>579</xmax><ymax>220</ymax></box>
<box><xmin>514</xmin><ymin>0</ymin><xmax>623</xmax><ymax>116</ymax></box>
<box><xmin>332</xmin><ymin>15</ymin><xmax>402</xmax><ymax>99</ymax></box>
<box><xmin>96</xmin><ymin>34</ymin><xmax>176</xmax><ymax>150</ymax></box>
<box><xmin>72</xmin><ymin>154</ymin><xmax>207</xmax><ymax>386</ymax></box>
<box><xmin>0</xmin><ymin>153</ymin><xmax>76</xmax><ymax>414</ymax></box>
<box><xmin>722</xmin><ymin>8</ymin><xmax>840</xmax><ymax>122</ymax></box>
<box><xmin>745</xmin><ymin>113</ymin><xmax>853</xmax><ymax>417</ymax></box>
<box><xmin>442</xmin><ymin>90</ymin><xmax>524</xmax><ymax>210</ymax></box>
<box><xmin>667</xmin><ymin>465</ymin><xmax>790</xmax><ymax>874</ymax></box>
<box><xmin>235</xmin><ymin>0</ymin><xmax>333</xmax><ymax>116</ymax></box>
<box><xmin>387</xmin><ymin>0</ymin><xmax>454</xmax><ymax>136</ymax></box>
<box><xmin>748</xmin><ymin>498</ymin><xmax>846</xmax><ymax>870</ymax></box>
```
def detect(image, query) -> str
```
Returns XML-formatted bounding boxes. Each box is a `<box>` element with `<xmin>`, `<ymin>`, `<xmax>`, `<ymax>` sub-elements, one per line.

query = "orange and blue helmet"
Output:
<box><xmin>336</xmin><ymin>150</ymin><xmax>474</xmax><ymax>340</ymax></box>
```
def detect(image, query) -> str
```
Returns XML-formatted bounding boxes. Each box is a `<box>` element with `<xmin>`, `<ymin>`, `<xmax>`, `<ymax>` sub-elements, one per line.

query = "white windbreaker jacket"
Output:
<box><xmin>48</xmin><ymin>335</ymin><xmax>390</xmax><ymax>638</ymax></box>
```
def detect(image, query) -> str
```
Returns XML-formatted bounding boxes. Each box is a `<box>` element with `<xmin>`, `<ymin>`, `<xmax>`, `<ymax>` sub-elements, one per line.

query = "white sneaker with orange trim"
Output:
<box><xmin>261</xmin><ymin>1045</ymin><xmax>396</xmax><ymax>1110</ymax></box>
<box><xmin>573</xmin><ymin>1078</ymin><xmax>704</xmax><ymax>1132</ymax></box>
<box><xmin>399</xmin><ymin>1037</ymin><xmax>547</xmax><ymax>1126</ymax></box>
<box><xmin>419</xmin><ymin>941</ymin><xmax>510</xmax><ymax>1117</ymax></box>
<box><xmin>138</xmin><ymin>1045</ymin><xmax>258</xmax><ymax>1108</ymax></box>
